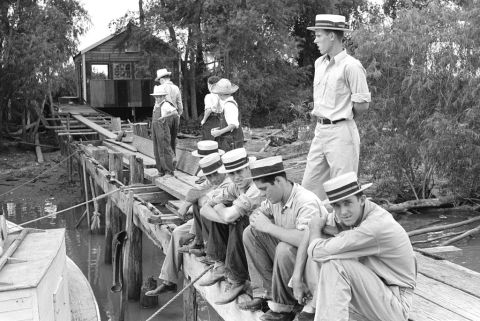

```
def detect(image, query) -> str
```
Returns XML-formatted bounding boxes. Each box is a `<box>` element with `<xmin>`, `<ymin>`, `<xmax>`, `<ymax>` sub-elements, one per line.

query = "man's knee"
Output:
<box><xmin>320</xmin><ymin>259</ymin><xmax>359</xmax><ymax>277</ymax></box>
<box><xmin>243</xmin><ymin>225</ymin><xmax>255</xmax><ymax>247</ymax></box>
<box><xmin>275</xmin><ymin>242</ymin><xmax>296</xmax><ymax>265</ymax></box>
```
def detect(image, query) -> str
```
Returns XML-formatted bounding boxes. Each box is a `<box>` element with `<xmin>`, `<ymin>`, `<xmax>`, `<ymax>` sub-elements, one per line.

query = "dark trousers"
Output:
<box><xmin>206</xmin><ymin>216</ymin><xmax>250</xmax><ymax>283</ymax></box>
<box><xmin>152</xmin><ymin>114</ymin><xmax>178</xmax><ymax>174</ymax></box>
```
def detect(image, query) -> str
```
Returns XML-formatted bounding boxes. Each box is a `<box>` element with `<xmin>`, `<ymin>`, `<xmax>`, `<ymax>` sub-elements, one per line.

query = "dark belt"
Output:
<box><xmin>317</xmin><ymin>118</ymin><xmax>346</xmax><ymax>125</ymax></box>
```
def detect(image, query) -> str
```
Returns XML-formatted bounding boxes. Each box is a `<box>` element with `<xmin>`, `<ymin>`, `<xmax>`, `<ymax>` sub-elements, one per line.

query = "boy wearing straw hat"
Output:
<box><xmin>209</xmin><ymin>78</ymin><xmax>245</xmax><ymax>151</ymax></box>
<box><xmin>302</xmin><ymin>14</ymin><xmax>371</xmax><ymax>201</ymax></box>
<box><xmin>145</xmin><ymin>151</ymin><xmax>229</xmax><ymax>297</ymax></box>
<box><xmin>198</xmin><ymin>148</ymin><xmax>264</xmax><ymax>304</ymax></box>
<box><xmin>151</xmin><ymin>85</ymin><xmax>179</xmax><ymax>177</ymax></box>
<box><xmin>240</xmin><ymin>156</ymin><xmax>327</xmax><ymax>321</ymax></box>
<box><xmin>306</xmin><ymin>172</ymin><xmax>416</xmax><ymax>321</ymax></box>
<box><xmin>155</xmin><ymin>68</ymin><xmax>183</xmax><ymax>117</ymax></box>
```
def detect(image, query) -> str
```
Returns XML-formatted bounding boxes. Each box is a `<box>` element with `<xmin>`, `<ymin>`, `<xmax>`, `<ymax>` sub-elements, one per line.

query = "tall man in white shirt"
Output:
<box><xmin>302</xmin><ymin>14</ymin><xmax>371</xmax><ymax>201</ymax></box>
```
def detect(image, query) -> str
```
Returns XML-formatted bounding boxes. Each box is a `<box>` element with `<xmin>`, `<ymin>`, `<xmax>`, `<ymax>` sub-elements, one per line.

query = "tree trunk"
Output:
<box><xmin>139</xmin><ymin>0</ymin><xmax>144</xmax><ymax>27</ymax></box>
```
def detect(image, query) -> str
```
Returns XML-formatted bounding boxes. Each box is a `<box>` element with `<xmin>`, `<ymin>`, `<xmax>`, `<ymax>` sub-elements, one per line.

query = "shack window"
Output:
<box><xmin>91</xmin><ymin>64</ymin><xmax>109</xmax><ymax>79</ymax></box>
<box><xmin>113</xmin><ymin>63</ymin><xmax>132</xmax><ymax>79</ymax></box>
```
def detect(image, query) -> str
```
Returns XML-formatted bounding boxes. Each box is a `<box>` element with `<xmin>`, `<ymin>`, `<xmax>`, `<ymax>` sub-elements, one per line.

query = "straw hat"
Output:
<box><xmin>323</xmin><ymin>172</ymin><xmax>372</xmax><ymax>205</ymax></box>
<box><xmin>210</xmin><ymin>78</ymin><xmax>239</xmax><ymax>95</ymax></box>
<box><xmin>197</xmin><ymin>153</ymin><xmax>224</xmax><ymax>176</ymax></box>
<box><xmin>191</xmin><ymin>140</ymin><xmax>225</xmax><ymax>158</ymax></box>
<box><xmin>307</xmin><ymin>14</ymin><xmax>351</xmax><ymax>32</ymax></box>
<box><xmin>217</xmin><ymin>148</ymin><xmax>255</xmax><ymax>174</ymax></box>
<box><xmin>150</xmin><ymin>85</ymin><xmax>168</xmax><ymax>96</ymax></box>
<box><xmin>155</xmin><ymin>68</ymin><xmax>172</xmax><ymax>81</ymax></box>
<box><xmin>247</xmin><ymin>156</ymin><xmax>293</xmax><ymax>180</ymax></box>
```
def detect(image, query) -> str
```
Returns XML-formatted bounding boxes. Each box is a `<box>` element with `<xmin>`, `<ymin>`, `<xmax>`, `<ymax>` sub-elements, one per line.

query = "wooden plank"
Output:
<box><xmin>72</xmin><ymin>114</ymin><xmax>117</xmax><ymax>139</ymax></box>
<box><xmin>417</xmin><ymin>246</ymin><xmax>462</xmax><ymax>254</ymax></box>
<box><xmin>175</xmin><ymin>171</ymin><xmax>198</xmax><ymax>187</ymax></box>
<box><xmin>409</xmin><ymin>294</ymin><xmax>470</xmax><ymax>321</ymax></box>
<box><xmin>416</xmin><ymin>253</ymin><xmax>480</xmax><ymax>298</ymax></box>
<box><xmin>135</xmin><ymin>191</ymin><xmax>169</xmax><ymax>204</ymax></box>
<box><xmin>176</xmin><ymin>147</ymin><xmax>199</xmax><ymax>176</ymax></box>
<box><xmin>102</xmin><ymin>141</ymin><xmax>156</xmax><ymax>168</ymax></box>
<box><xmin>132</xmin><ymin>134</ymin><xmax>154</xmax><ymax>158</ymax></box>
<box><xmin>414</xmin><ymin>273</ymin><xmax>480</xmax><ymax>320</ymax></box>
<box><xmin>105</xmin><ymin>138</ymin><xmax>138</xmax><ymax>152</ymax></box>
<box><xmin>155</xmin><ymin>175</ymin><xmax>192</xmax><ymax>200</ymax></box>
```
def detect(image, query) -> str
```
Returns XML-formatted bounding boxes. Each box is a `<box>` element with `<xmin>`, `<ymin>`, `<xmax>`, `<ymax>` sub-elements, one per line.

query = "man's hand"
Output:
<box><xmin>308</xmin><ymin>215</ymin><xmax>327</xmax><ymax>233</ymax></box>
<box><xmin>291</xmin><ymin>277</ymin><xmax>312</xmax><ymax>305</ymax></box>
<box><xmin>250</xmin><ymin>211</ymin><xmax>273</xmax><ymax>233</ymax></box>
<box><xmin>211</xmin><ymin>128</ymin><xmax>221</xmax><ymax>137</ymax></box>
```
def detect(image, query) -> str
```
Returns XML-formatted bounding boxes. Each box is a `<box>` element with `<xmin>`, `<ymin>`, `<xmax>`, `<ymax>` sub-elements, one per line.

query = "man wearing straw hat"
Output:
<box><xmin>240</xmin><ymin>156</ymin><xmax>327</xmax><ymax>321</ymax></box>
<box><xmin>151</xmin><ymin>85</ymin><xmax>179</xmax><ymax>177</ymax></box>
<box><xmin>209</xmin><ymin>78</ymin><xmax>245</xmax><ymax>152</ymax></box>
<box><xmin>302</xmin><ymin>14</ymin><xmax>371</xmax><ymax>201</ymax></box>
<box><xmin>145</xmin><ymin>149</ymin><xmax>229</xmax><ymax>297</ymax></box>
<box><xmin>155</xmin><ymin>68</ymin><xmax>183</xmax><ymax>117</ymax></box>
<box><xmin>198</xmin><ymin>148</ymin><xmax>263</xmax><ymax>304</ymax></box>
<box><xmin>307</xmin><ymin>172</ymin><xmax>416</xmax><ymax>321</ymax></box>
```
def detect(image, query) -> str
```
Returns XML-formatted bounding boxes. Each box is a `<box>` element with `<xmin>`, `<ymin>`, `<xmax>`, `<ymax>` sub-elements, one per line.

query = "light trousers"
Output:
<box><xmin>302</xmin><ymin>120</ymin><xmax>360</xmax><ymax>201</ymax></box>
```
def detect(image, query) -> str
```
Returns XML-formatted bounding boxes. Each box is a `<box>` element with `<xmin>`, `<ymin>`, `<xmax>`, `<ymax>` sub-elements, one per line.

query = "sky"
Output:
<box><xmin>78</xmin><ymin>0</ymin><xmax>139</xmax><ymax>52</ymax></box>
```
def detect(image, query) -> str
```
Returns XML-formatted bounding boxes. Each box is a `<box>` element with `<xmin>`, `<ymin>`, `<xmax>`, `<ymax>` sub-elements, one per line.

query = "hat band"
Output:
<box><xmin>251</xmin><ymin>163</ymin><xmax>285</xmax><ymax>178</ymax></box>
<box><xmin>198</xmin><ymin>148</ymin><xmax>218</xmax><ymax>156</ymax></box>
<box><xmin>224</xmin><ymin>157</ymin><xmax>248</xmax><ymax>171</ymax></box>
<box><xmin>201</xmin><ymin>159</ymin><xmax>223</xmax><ymax>174</ymax></box>
<box><xmin>326</xmin><ymin>181</ymin><xmax>361</xmax><ymax>202</ymax></box>
<box><xmin>314</xmin><ymin>20</ymin><xmax>348</xmax><ymax>29</ymax></box>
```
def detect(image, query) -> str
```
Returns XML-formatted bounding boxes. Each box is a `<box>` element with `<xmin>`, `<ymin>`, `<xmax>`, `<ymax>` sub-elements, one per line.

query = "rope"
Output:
<box><xmin>0</xmin><ymin>152</ymin><xmax>77</xmax><ymax>198</ymax></box>
<box><xmin>8</xmin><ymin>188</ymin><xmax>122</xmax><ymax>230</ymax></box>
<box><xmin>145</xmin><ymin>265</ymin><xmax>214</xmax><ymax>321</ymax></box>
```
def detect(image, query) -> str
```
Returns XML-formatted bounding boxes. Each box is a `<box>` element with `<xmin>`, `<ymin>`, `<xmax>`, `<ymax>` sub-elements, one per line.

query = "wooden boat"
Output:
<box><xmin>0</xmin><ymin>223</ymin><xmax>100</xmax><ymax>321</ymax></box>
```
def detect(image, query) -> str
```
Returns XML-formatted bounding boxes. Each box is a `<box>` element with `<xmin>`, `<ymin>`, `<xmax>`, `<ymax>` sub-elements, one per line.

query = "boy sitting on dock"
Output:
<box><xmin>304</xmin><ymin>172</ymin><xmax>417</xmax><ymax>321</ymax></box>
<box><xmin>145</xmin><ymin>147</ymin><xmax>229</xmax><ymax>296</ymax></box>
<box><xmin>198</xmin><ymin>148</ymin><xmax>264</xmax><ymax>304</ymax></box>
<box><xmin>240</xmin><ymin>156</ymin><xmax>327</xmax><ymax>321</ymax></box>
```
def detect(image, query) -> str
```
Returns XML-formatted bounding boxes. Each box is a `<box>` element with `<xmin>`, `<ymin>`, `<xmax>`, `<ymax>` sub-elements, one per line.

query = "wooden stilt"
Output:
<box><xmin>107</xmin><ymin>151</ymin><xmax>123</xmax><ymax>264</ymax></box>
<box><xmin>82</xmin><ymin>156</ymin><xmax>91</xmax><ymax>230</ymax></box>
<box><xmin>183</xmin><ymin>276</ymin><xmax>198</xmax><ymax>321</ymax></box>
<box><xmin>125</xmin><ymin>156</ymin><xmax>144</xmax><ymax>300</ymax></box>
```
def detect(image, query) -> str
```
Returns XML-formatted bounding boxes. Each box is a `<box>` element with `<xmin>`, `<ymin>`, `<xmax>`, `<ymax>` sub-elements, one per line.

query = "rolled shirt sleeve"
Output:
<box><xmin>346</xmin><ymin>62</ymin><xmax>371</xmax><ymax>103</ymax></box>
<box><xmin>295</xmin><ymin>201</ymin><xmax>326</xmax><ymax>231</ymax></box>
<box><xmin>232</xmin><ymin>184</ymin><xmax>263</xmax><ymax>216</ymax></box>
<box><xmin>223</xmin><ymin>102</ymin><xmax>240</xmax><ymax>128</ymax></box>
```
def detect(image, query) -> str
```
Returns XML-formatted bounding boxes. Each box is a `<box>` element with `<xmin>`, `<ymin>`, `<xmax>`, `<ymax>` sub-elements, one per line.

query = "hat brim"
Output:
<box><xmin>217</xmin><ymin>157</ymin><xmax>256</xmax><ymax>174</ymax></box>
<box><xmin>323</xmin><ymin>183</ymin><xmax>372</xmax><ymax>205</ymax></box>
<box><xmin>155</xmin><ymin>72</ymin><xmax>172</xmax><ymax>81</ymax></box>
<box><xmin>191</xmin><ymin>149</ymin><xmax>225</xmax><ymax>158</ymax></box>
<box><xmin>245</xmin><ymin>168</ymin><xmax>295</xmax><ymax>180</ymax></box>
<box><xmin>307</xmin><ymin>26</ymin><xmax>351</xmax><ymax>32</ymax></box>
<box><xmin>197</xmin><ymin>168</ymin><xmax>217</xmax><ymax>177</ymax></box>
<box><xmin>211</xmin><ymin>84</ymin><xmax>239</xmax><ymax>95</ymax></box>
<box><xmin>150</xmin><ymin>93</ymin><xmax>167</xmax><ymax>96</ymax></box>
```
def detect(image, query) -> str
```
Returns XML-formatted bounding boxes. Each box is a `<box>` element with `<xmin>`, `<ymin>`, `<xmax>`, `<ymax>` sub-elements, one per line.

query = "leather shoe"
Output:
<box><xmin>144</xmin><ymin>283</ymin><xmax>177</xmax><ymax>296</ymax></box>
<box><xmin>214</xmin><ymin>281</ymin><xmax>246</xmax><ymax>305</ymax></box>
<box><xmin>198</xmin><ymin>264</ymin><xmax>225</xmax><ymax>286</ymax></box>
<box><xmin>293</xmin><ymin>311</ymin><xmax>315</xmax><ymax>321</ymax></box>
<box><xmin>238</xmin><ymin>297</ymin><xmax>268</xmax><ymax>311</ymax></box>
<box><xmin>260</xmin><ymin>310</ymin><xmax>296</xmax><ymax>321</ymax></box>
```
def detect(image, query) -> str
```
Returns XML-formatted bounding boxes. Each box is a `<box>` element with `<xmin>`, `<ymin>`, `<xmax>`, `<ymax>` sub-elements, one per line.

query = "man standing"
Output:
<box><xmin>150</xmin><ymin>85</ymin><xmax>178</xmax><ymax>177</ymax></box>
<box><xmin>155</xmin><ymin>68</ymin><xmax>183</xmax><ymax>158</ymax></box>
<box><xmin>302</xmin><ymin>14</ymin><xmax>371</xmax><ymax>201</ymax></box>
<box><xmin>240</xmin><ymin>156</ymin><xmax>327</xmax><ymax>321</ymax></box>
<box><xmin>307</xmin><ymin>172</ymin><xmax>416</xmax><ymax>321</ymax></box>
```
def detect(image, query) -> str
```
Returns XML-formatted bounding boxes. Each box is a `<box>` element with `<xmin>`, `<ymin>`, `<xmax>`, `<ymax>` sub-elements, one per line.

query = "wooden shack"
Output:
<box><xmin>73</xmin><ymin>24</ymin><xmax>178</xmax><ymax>117</ymax></box>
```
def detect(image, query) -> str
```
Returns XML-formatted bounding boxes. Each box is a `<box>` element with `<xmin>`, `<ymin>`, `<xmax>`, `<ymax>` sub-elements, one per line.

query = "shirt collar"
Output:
<box><xmin>283</xmin><ymin>182</ymin><xmax>298</xmax><ymax>209</ymax></box>
<box><xmin>322</xmin><ymin>49</ymin><xmax>347</xmax><ymax>64</ymax></box>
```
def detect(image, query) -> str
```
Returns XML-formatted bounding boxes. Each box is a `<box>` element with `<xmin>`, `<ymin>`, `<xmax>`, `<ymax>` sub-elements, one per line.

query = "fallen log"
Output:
<box><xmin>441</xmin><ymin>224</ymin><xmax>480</xmax><ymax>246</ymax></box>
<box><xmin>381</xmin><ymin>196</ymin><xmax>455</xmax><ymax>213</ymax></box>
<box><xmin>408</xmin><ymin>215</ymin><xmax>480</xmax><ymax>237</ymax></box>
<box><xmin>411</xmin><ymin>231</ymin><xmax>464</xmax><ymax>245</ymax></box>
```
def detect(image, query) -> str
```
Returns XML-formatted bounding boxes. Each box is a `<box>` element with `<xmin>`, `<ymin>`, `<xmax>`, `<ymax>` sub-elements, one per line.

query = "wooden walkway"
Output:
<box><xmin>53</xmin><ymin>107</ymin><xmax>480</xmax><ymax>321</ymax></box>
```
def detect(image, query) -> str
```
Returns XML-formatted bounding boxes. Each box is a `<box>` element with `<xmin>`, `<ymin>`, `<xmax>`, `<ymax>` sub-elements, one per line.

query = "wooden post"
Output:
<box><xmin>129</xmin><ymin>155</ymin><xmax>144</xmax><ymax>185</ymax></box>
<box><xmin>183</xmin><ymin>276</ymin><xmax>198</xmax><ymax>321</ymax></box>
<box><xmin>82</xmin><ymin>156</ymin><xmax>91</xmax><ymax>230</ymax></box>
<box><xmin>92</xmin><ymin>146</ymin><xmax>109</xmax><ymax>169</ymax></box>
<box><xmin>125</xmin><ymin>189</ymin><xmax>142</xmax><ymax>300</ymax></box>
<box><xmin>132</xmin><ymin>123</ymin><xmax>149</xmax><ymax>138</ymax></box>
<box><xmin>105</xmin><ymin>151</ymin><xmax>123</xmax><ymax>264</ymax></box>
<box><xmin>111</xmin><ymin>117</ymin><xmax>122</xmax><ymax>132</ymax></box>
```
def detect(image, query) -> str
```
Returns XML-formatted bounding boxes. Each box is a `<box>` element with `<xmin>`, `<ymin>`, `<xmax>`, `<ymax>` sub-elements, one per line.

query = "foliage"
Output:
<box><xmin>0</xmin><ymin>0</ymin><xmax>88</xmax><ymax>129</ymax></box>
<box><xmin>352</xmin><ymin>0</ymin><xmax>480</xmax><ymax>200</ymax></box>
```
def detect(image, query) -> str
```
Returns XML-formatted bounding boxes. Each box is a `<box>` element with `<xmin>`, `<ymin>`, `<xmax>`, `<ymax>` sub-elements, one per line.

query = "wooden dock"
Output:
<box><xmin>52</xmin><ymin>107</ymin><xmax>480</xmax><ymax>321</ymax></box>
